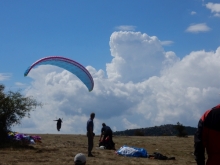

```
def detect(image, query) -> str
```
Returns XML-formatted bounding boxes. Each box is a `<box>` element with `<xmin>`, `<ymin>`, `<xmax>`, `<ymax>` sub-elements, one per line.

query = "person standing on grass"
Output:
<box><xmin>87</xmin><ymin>112</ymin><xmax>95</xmax><ymax>157</ymax></box>
<box><xmin>194</xmin><ymin>104</ymin><xmax>220</xmax><ymax>165</ymax></box>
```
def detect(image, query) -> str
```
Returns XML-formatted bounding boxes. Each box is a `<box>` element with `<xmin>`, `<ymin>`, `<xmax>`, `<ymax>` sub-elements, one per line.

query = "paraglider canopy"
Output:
<box><xmin>24</xmin><ymin>56</ymin><xmax>94</xmax><ymax>91</ymax></box>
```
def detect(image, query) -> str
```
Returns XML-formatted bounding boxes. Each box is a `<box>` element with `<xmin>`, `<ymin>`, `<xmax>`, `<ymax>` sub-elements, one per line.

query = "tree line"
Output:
<box><xmin>113</xmin><ymin>123</ymin><xmax>197</xmax><ymax>137</ymax></box>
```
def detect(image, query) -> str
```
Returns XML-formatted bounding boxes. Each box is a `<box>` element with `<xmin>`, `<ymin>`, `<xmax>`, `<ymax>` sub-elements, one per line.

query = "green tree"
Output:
<box><xmin>0</xmin><ymin>84</ymin><xmax>42</xmax><ymax>142</ymax></box>
<box><xmin>174</xmin><ymin>122</ymin><xmax>188</xmax><ymax>137</ymax></box>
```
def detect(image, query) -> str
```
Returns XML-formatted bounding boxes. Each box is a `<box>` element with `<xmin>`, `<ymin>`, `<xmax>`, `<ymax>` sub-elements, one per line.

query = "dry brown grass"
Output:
<box><xmin>0</xmin><ymin>134</ymin><xmax>197</xmax><ymax>165</ymax></box>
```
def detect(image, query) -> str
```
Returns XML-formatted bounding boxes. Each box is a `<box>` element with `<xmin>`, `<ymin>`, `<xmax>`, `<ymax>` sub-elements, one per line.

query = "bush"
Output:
<box><xmin>0</xmin><ymin>84</ymin><xmax>42</xmax><ymax>143</ymax></box>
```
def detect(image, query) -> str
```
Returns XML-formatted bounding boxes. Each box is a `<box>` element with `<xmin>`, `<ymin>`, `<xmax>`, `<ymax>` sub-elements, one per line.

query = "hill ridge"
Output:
<box><xmin>113</xmin><ymin>124</ymin><xmax>197</xmax><ymax>136</ymax></box>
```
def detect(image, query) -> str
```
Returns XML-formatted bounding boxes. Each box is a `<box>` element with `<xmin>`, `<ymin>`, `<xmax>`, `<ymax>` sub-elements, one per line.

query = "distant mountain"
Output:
<box><xmin>113</xmin><ymin>124</ymin><xmax>197</xmax><ymax>136</ymax></box>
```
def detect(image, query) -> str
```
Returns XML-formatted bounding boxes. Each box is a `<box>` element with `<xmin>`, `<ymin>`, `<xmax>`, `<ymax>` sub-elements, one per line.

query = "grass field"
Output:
<box><xmin>0</xmin><ymin>134</ymin><xmax>198</xmax><ymax>165</ymax></box>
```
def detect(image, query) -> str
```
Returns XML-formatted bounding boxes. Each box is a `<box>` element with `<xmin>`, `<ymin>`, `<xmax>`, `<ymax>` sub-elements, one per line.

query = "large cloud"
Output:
<box><xmin>13</xmin><ymin>31</ymin><xmax>220</xmax><ymax>134</ymax></box>
<box><xmin>106</xmin><ymin>32</ymin><xmax>165</xmax><ymax>82</ymax></box>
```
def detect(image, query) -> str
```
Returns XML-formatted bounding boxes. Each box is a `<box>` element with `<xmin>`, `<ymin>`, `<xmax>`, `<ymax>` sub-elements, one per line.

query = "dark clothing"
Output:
<box><xmin>101</xmin><ymin>126</ymin><xmax>112</xmax><ymax>142</ymax></box>
<box><xmin>87</xmin><ymin>118</ymin><xmax>94</xmax><ymax>155</ymax></box>
<box><xmin>101</xmin><ymin>126</ymin><xmax>112</xmax><ymax>134</ymax></box>
<box><xmin>54</xmin><ymin>119</ymin><xmax>62</xmax><ymax>131</ymax></box>
<box><xmin>194</xmin><ymin>104</ymin><xmax>220</xmax><ymax>165</ymax></box>
<box><xmin>87</xmin><ymin>119</ymin><xmax>94</xmax><ymax>132</ymax></box>
<box><xmin>101</xmin><ymin>125</ymin><xmax>115</xmax><ymax>149</ymax></box>
<box><xmin>87</xmin><ymin>132</ymin><xmax>94</xmax><ymax>154</ymax></box>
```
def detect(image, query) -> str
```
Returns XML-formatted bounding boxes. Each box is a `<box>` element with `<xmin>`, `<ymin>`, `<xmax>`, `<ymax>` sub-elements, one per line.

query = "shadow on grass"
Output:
<box><xmin>0</xmin><ymin>140</ymin><xmax>36</xmax><ymax>150</ymax></box>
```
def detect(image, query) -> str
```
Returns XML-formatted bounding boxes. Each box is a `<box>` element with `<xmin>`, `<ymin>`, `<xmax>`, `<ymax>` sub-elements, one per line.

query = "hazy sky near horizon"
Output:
<box><xmin>1</xmin><ymin>0</ymin><xmax>220</xmax><ymax>134</ymax></box>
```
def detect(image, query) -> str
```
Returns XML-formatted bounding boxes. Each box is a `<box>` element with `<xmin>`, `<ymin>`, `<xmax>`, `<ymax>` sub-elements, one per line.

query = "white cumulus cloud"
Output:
<box><xmin>13</xmin><ymin>31</ymin><xmax>220</xmax><ymax>135</ymax></box>
<box><xmin>206</xmin><ymin>2</ymin><xmax>220</xmax><ymax>17</ymax></box>
<box><xmin>107</xmin><ymin>32</ymin><xmax>165</xmax><ymax>82</ymax></box>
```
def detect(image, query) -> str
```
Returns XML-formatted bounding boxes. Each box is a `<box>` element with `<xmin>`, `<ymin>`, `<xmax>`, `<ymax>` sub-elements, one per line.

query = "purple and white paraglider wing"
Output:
<box><xmin>24</xmin><ymin>56</ymin><xmax>94</xmax><ymax>91</ymax></box>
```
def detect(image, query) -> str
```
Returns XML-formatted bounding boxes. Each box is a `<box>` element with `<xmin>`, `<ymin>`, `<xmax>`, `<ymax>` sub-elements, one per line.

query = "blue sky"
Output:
<box><xmin>1</xmin><ymin>0</ymin><xmax>220</xmax><ymax>134</ymax></box>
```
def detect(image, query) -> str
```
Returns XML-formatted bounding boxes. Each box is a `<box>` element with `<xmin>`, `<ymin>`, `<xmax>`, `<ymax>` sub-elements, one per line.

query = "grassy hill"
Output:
<box><xmin>113</xmin><ymin>124</ymin><xmax>197</xmax><ymax>136</ymax></box>
<box><xmin>0</xmin><ymin>134</ymin><xmax>197</xmax><ymax>165</ymax></box>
